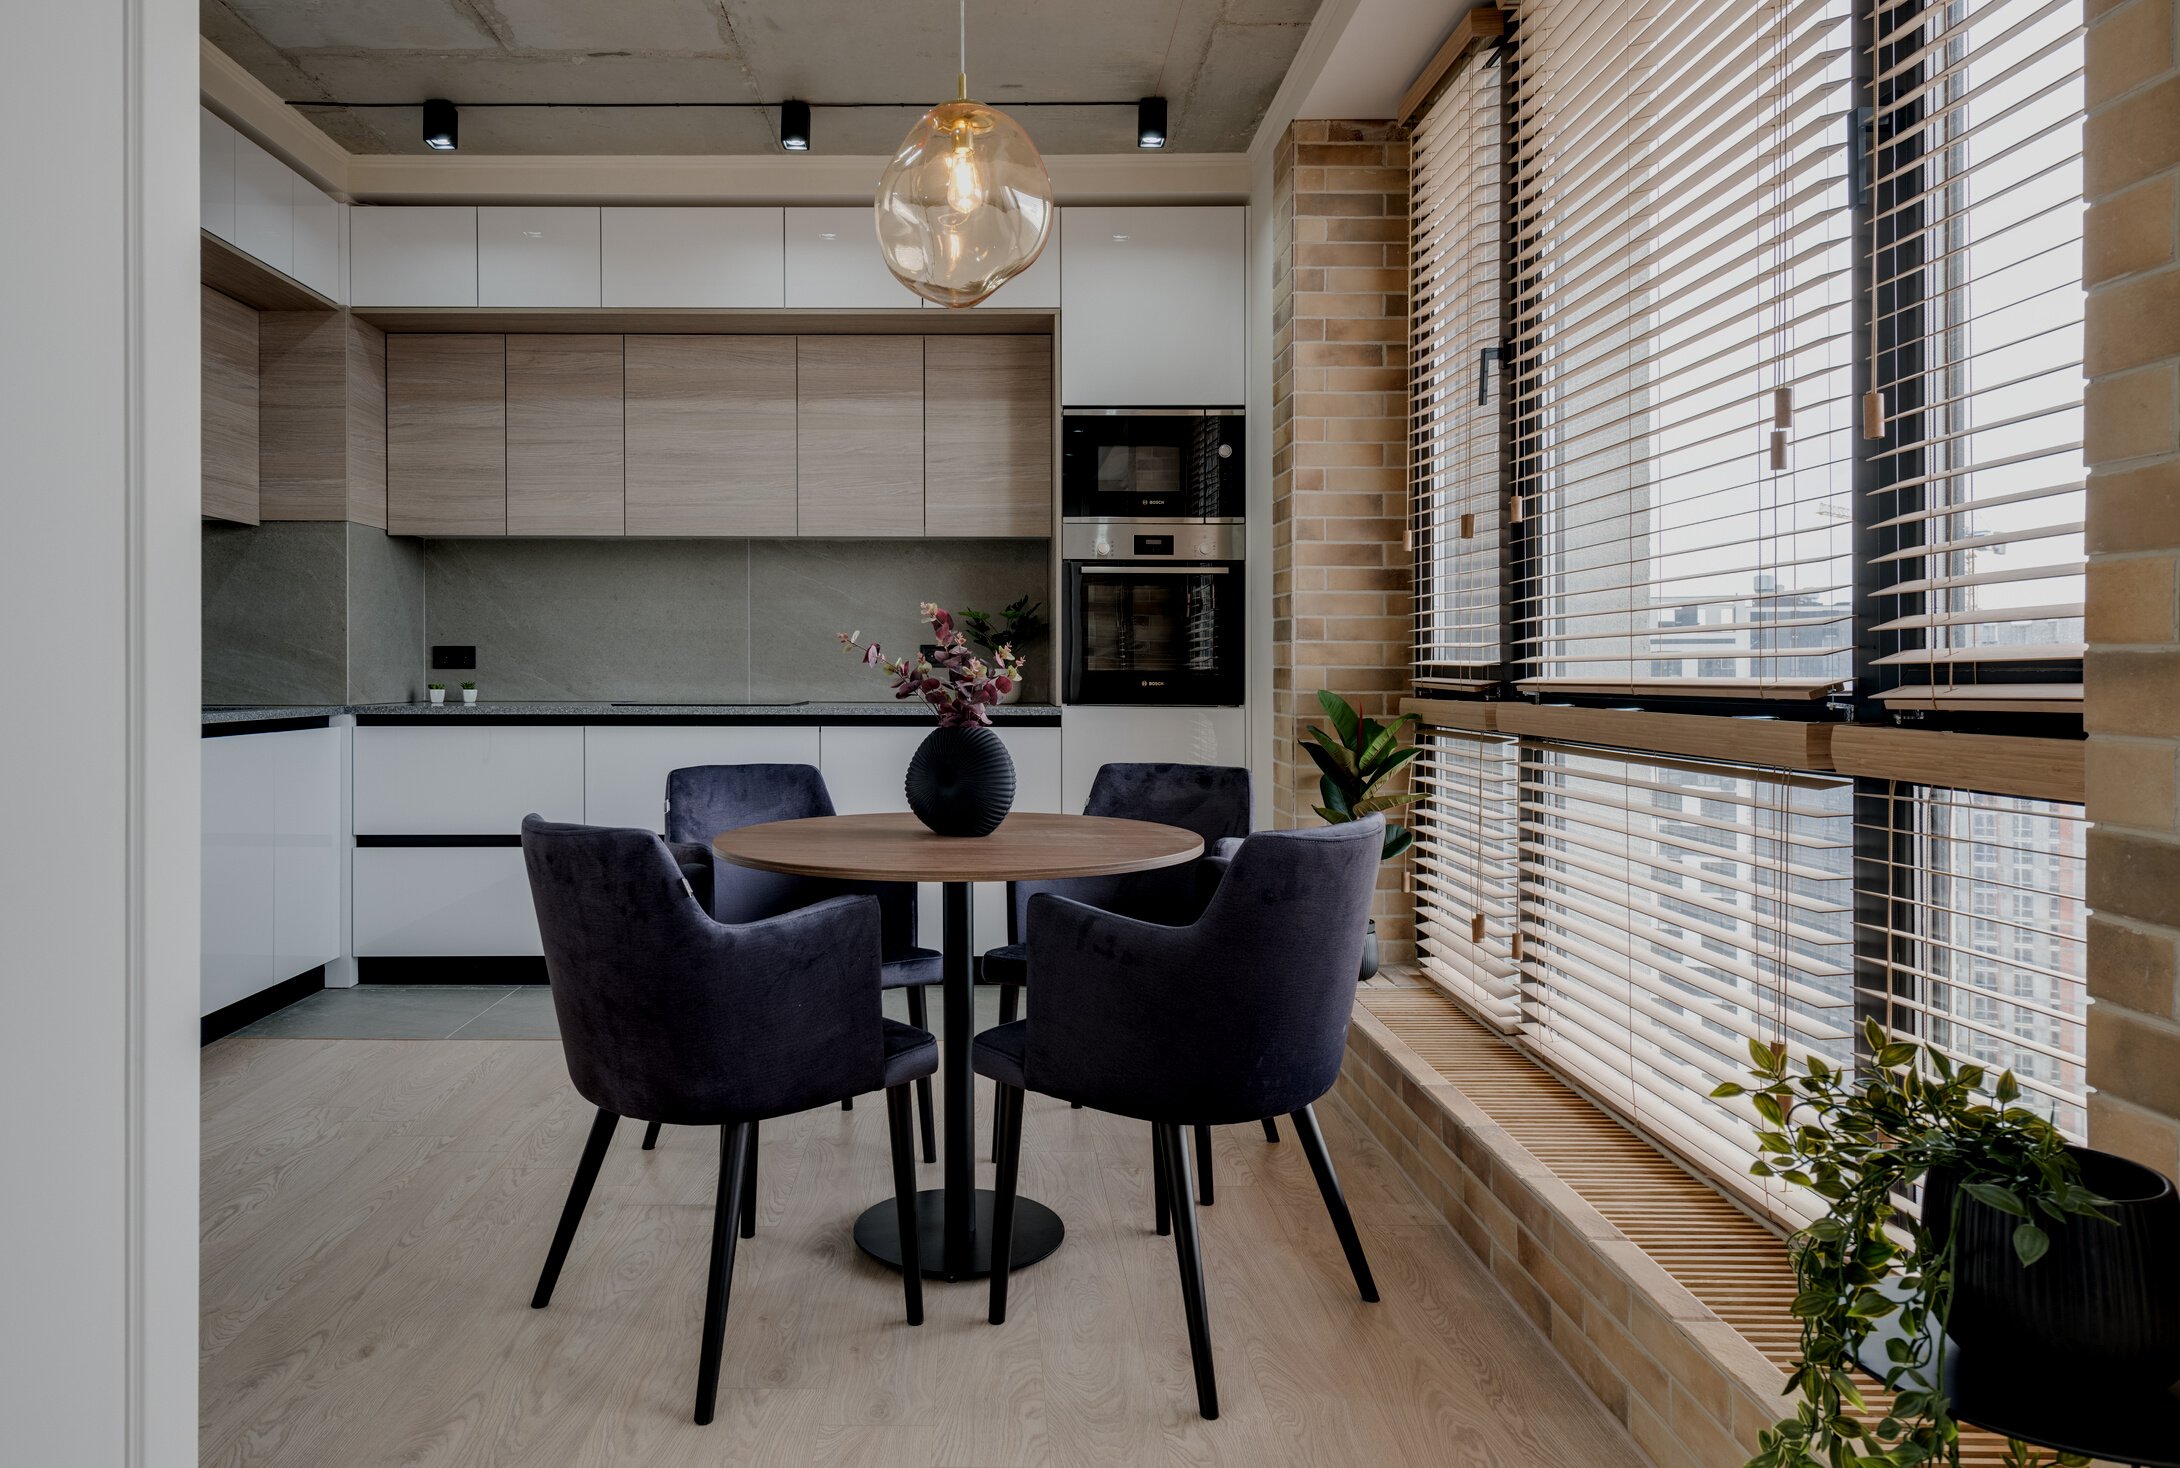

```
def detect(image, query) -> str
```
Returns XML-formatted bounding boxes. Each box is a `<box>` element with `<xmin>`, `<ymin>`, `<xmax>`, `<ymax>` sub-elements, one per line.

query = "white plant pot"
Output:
<box><xmin>461</xmin><ymin>688</ymin><xmax>479</xmax><ymax>706</ymax></box>
<box><xmin>428</xmin><ymin>688</ymin><xmax>446</xmax><ymax>705</ymax></box>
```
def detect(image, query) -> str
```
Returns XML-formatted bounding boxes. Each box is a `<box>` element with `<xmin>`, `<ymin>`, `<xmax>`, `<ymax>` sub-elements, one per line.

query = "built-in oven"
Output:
<box><xmin>1062</xmin><ymin>409</ymin><xmax>1245</xmax><ymax>521</ymax></box>
<box><xmin>1062</xmin><ymin>520</ymin><xmax>1245</xmax><ymax>706</ymax></box>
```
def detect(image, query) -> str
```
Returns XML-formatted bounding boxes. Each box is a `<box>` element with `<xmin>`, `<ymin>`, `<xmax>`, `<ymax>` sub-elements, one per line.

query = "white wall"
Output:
<box><xmin>0</xmin><ymin>2</ymin><xmax>200</xmax><ymax>1464</ymax></box>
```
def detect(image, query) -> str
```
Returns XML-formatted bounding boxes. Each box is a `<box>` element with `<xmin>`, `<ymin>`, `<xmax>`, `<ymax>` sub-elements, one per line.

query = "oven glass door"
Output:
<box><xmin>1064</xmin><ymin>561</ymin><xmax>1244</xmax><ymax>705</ymax></box>
<box><xmin>1061</xmin><ymin>414</ymin><xmax>1243</xmax><ymax>519</ymax></box>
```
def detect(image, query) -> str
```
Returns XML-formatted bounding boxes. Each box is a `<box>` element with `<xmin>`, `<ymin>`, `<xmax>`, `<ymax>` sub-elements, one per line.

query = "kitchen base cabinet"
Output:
<box><xmin>352</xmin><ymin>846</ymin><xmax>541</xmax><ymax>957</ymax></box>
<box><xmin>1058</xmin><ymin>706</ymin><xmax>1247</xmax><ymax>813</ymax></box>
<box><xmin>354</xmin><ymin>725</ymin><xmax>584</xmax><ymax>835</ymax></box>
<box><xmin>202</xmin><ymin>727</ymin><xmax>342</xmax><ymax>1016</ymax></box>
<box><xmin>583</xmin><ymin>725</ymin><xmax>823</xmax><ymax>832</ymax></box>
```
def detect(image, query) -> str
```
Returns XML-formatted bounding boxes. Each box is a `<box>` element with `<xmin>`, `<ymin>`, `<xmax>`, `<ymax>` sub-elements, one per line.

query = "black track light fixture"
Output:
<box><xmin>422</xmin><ymin>97</ymin><xmax>459</xmax><ymax>151</ymax></box>
<box><xmin>780</xmin><ymin>99</ymin><xmax>811</xmax><ymax>152</ymax></box>
<box><xmin>1137</xmin><ymin>96</ymin><xmax>1168</xmax><ymax>150</ymax></box>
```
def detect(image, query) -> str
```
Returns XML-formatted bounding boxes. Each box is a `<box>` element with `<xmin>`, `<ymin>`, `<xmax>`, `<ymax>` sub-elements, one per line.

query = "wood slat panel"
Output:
<box><xmin>1492</xmin><ymin>703</ymin><xmax>1835</xmax><ymax>771</ymax></box>
<box><xmin>386</xmin><ymin>335</ymin><xmax>506</xmax><ymax>536</ymax></box>
<box><xmin>1831</xmin><ymin>725</ymin><xmax>2084</xmax><ymax>804</ymax></box>
<box><xmin>507</xmin><ymin>334</ymin><xmax>624</xmax><ymax>537</ymax></box>
<box><xmin>923</xmin><ymin>335</ymin><xmax>1053</xmax><ymax>538</ymax></box>
<box><xmin>624</xmin><ymin>334</ymin><xmax>796</xmax><ymax>537</ymax></box>
<box><xmin>201</xmin><ymin>285</ymin><xmax>260</xmax><ymax>525</ymax></box>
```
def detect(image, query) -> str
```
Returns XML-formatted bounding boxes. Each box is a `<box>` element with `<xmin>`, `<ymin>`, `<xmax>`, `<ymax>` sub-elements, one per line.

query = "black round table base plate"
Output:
<box><xmin>853</xmin><ymin>1189</ymin><xmax>1063</xmax><ymax>1281</ymax></box>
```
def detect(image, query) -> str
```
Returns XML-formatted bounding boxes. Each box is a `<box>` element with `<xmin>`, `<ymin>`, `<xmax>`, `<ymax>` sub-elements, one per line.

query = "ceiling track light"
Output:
<box><xmin>1137</xmin><ymin>96</ymin><xmax>1168</xmax><ymax>150</ymax></box>
<box><xmin>780</xmin><ymin>99</ymin><xmax>811</xmax><ymax>152</ymax></box>
<box><xmin>421</xmin><ymin>97</ymin><xmax>458</xmax><ymax>151</ymax></box>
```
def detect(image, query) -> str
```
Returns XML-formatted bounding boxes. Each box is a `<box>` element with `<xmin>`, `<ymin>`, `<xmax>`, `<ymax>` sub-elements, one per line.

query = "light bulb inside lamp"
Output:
<box><xmin>945</xmin><ymin>132</ymin><xmax>987</xmax><ymax>216</ymax></box>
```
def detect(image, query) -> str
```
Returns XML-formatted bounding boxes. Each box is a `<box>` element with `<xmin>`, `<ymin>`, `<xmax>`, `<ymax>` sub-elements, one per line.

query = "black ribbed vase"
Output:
<box><xmin>904</xmin><ymin>724</ymin><xmax>1016</xmax><ymax>838</ymax></box>
<box><xmin>1929</xmin><ymin>1145</ymin><xmax>2180</xmax><ymax>1391</ymax></box>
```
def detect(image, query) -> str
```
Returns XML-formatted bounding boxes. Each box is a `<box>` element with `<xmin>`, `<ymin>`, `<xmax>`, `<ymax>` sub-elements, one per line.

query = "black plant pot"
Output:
<box><xmin>1929</xmin><ymin>1145</ymin><xmax>2180</xmax><ymax>1391</ymax></box>
<box><xmin>905</xmin><ymin>724</ymin><xmax>1016</xmax><ymax>838</ymax></box>
<box><xmin>1358</xmin><ymin>918</ymin><xmax>1380</xmax><ymax>983</ymax></box>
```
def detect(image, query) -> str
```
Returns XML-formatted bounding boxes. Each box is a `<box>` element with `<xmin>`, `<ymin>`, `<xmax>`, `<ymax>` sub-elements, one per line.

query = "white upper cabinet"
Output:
<box><xmin>233</xmin><ymin>133</ymin><xmax>294</xmax><ymax>276</ymax></box>
<box><xmin>200</xmin><ymin>108</ymin><xmax>236</xmax><ymax>242</ymax></box>
<box><xmin>602</xmin><ymin>207</ymin><xmax>785</xmax><ymax>308</ymax></box>
<box><xmin>784</xmin><ymin>207</ymin><xmax>920</xmax><ymax>309</ymax></box>
<box><xmin>1060</xmin><ymin>205</ymin><xmax>1246</xmax><ymax>406</ymax></box>
<box><xmin>924</xmin><ymin>207</ymin><xmax>1062</xmax><ymax>309</ymax></box>
<box><xmin>479</xmin><ymin>206</ymin><xmax>602</xmax><ymax>308</ymax></box>
<box><xmin>290</xmin><ymin>177</ymin><xmax>342</xmax><ymax>301</ymax></box>
<box><xmin>349</xmin><ymin>206</ymin><xmax>479</xmax><ymax>307</ymax></box>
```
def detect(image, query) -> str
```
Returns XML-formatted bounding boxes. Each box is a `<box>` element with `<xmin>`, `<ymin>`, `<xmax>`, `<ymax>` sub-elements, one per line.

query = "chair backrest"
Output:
<box><xmin>1024</xmin><ymin>817</ymin><xmax>1382</xmax><ymax>1123</ymax></box>
<box><xmin>521</xmin><ymin>815</ymin><xmax>884</xmax><ymax>1123</ymax></box>
<box><xmin>1008</xmin><ymin>762</ymin><xmax>1254</xmax><ymax>939</ymax></box>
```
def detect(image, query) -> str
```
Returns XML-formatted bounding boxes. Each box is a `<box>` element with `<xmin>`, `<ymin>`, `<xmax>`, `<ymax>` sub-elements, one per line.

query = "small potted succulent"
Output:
<box><xmin>959</xmin><ymin>597</ymin><xmax>1047</xmax><ymax>704</ymax></box>
<box><xmin>841</xmin><ymin>603</ymin><xmax>1026</xmax><ymax>837</ymax></box>
<box><xmin>461</xmin><ymin>680</ymin><xmax>479</xmax><ymax>706</ymax></box>
<box><xmin>1299</xmin><ymin>689</ymin><xmax>1422</xmax><ymax>980</ymax></box>
<box><xmin>427</xmin><ymin>682</ymin><xmax>446</xmax><ymax>706</ymax></box>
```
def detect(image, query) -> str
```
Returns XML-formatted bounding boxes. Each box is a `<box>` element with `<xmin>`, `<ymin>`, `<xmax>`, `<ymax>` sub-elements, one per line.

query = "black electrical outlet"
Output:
<box><xmin>432</xmin><ymin>645</ymin><xmax>477</xmax><ymax>670</ymax></box>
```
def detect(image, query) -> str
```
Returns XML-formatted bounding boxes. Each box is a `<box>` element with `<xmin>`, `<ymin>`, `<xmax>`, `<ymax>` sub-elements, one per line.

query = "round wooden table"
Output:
<box><xmin>713</xmin><ymin>811</ymin><xmax>1204</xmax><ymax>1281</ymax></box>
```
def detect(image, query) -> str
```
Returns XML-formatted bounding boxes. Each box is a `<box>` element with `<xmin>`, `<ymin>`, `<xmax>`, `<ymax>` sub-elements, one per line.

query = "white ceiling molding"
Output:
<box><xmin>1246</xmin><ymin>0</ymin><xmax>1367</xmax><ymax>168</ymax></box>
<box><xmin>1301</xmin><ymin>0</ymin><xmax>1484</xmax><ymax>121</ymax></box>
<box><xmin>200</xmin><ymin>38</ymin><xmax>353</xmax><ymax>196</ymax></box>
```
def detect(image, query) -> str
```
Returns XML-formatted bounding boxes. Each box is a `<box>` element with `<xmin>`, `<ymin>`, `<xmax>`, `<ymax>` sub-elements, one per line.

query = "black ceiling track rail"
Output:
<box><xmin>287</xmin><ymin>98</ymin><xmax>1145</xmax><ymax>110</ymax></box>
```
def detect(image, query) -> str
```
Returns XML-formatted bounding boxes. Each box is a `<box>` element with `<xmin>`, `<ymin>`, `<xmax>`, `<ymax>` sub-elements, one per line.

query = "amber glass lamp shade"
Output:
<box><xmin>874</xmin><ymin>99</ymin><xmax>1053</xmax><ymax>307</ymax></box>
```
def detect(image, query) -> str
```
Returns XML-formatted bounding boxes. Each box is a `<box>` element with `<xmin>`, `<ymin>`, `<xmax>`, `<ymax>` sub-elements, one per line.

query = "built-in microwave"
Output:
<box><xmin>1062</xmin><ymin>520</ymin><xmax>1245</xmax><ymax>706</ymax></box>
<box><xmin>1061</xmin><ymin>409</ymin><xmax>1244</xmax><ymax>522</ymax></box>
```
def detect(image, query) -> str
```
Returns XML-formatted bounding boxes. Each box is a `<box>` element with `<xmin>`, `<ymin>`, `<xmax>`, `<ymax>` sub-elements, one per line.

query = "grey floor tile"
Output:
<box><xmin>235</xmin><ymin>985</ymin><xmax>519</xmax><ymax>1040</ymax></box>
<box><xmin>447</xmin><ymin>987</ymin><xmax>561</xmax><ymax>1040</ymax></box>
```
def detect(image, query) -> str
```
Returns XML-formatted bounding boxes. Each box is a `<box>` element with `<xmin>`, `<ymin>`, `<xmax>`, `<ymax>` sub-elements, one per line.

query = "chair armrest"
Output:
<box><xmin>696</xmin><ymin>892</ymin><xmax>888</xmax><ymax>1115</ymax></box>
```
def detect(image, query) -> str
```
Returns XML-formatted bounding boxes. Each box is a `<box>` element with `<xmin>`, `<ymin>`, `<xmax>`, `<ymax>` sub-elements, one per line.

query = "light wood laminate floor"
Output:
<box><xmin>200</xmin><ymin>1035</ymin><xmax>1646</xmax><ymax>1467</ymax></box>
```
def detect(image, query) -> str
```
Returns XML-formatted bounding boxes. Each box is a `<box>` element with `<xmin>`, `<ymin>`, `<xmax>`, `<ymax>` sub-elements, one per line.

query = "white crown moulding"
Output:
<box><xmin>199</xmin><ymin>40</ymin><xmax>1251</xmax><ymax>207</ymax></box>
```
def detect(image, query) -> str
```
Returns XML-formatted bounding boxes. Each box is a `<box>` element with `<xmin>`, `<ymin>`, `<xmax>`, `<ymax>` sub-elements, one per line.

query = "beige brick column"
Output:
<box><xmin>1269</xmin><ymin>120</ymin><xmax>1417</xmax><ymax>959</ymax></box>
<box><xmin>2084</xmin><ymin>0</ymin><xmax>2180</xmax><ymax>1177</ymax></box>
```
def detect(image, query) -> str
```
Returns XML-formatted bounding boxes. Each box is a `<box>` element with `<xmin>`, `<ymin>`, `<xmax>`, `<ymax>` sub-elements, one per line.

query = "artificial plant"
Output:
<box><xmin>1720</xmin><ymin>1021</ymin><xmax>2107</xmax><ymax>1468</ymax></box>
<box><xmin>958</xmin><ymin>596</ymin><xmax>1047</xmax><ymax>660</ymax></box>
<box><xmin>1299</xmin><ymin>688</ymin><xmax>1422</xmax><ymax>860</ymax></box>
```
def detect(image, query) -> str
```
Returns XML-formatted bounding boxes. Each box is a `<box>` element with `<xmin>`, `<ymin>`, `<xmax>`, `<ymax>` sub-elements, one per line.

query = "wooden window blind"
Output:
<box><xmin>1515</xmin><ymin>741</ymin><xmax>1855</xmax><ymax>1221</ymax></box>
<box><xmin>1411</xmin><ymin>46</ymin><xmax>1508</xmax><ymax>684</ymax></box>
<box><xmin>1412</xmin><ymin>728</ymin><xmax>1522</xmax><ymax>1028</ymax></box>
<box><xmin>1860</xmin><ymin>781</ymin><xmax>2089</xmax><ymax>1136</ymax></box>
<box><xmin>1507</xmin><ymin>0</ymin><xmax>1859</xmax><ymax>696</ymax></box>
<box><xmin>1863</xmin><ymin>0</ymin><xmax>2087</xmax><ymax>711</ymax></box>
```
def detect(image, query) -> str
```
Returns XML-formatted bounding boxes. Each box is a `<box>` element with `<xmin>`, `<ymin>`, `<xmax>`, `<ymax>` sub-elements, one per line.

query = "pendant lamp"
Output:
<box><xmin>874</xmin><ymin>0</ymin><xmax>1053</xmax><ymax>307</ymax></box>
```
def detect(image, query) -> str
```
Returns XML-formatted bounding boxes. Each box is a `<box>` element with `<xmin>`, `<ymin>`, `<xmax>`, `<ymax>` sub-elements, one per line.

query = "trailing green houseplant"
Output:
<box><xmin>1299</xmin><ymin>688</ymin><xmax>1422</xmax><ymax>859</ymax></box>
<box><xmin>1721</xmin><ymin>1021</ymin><xmax>2109</xmax><ymax>1468</ymax></box>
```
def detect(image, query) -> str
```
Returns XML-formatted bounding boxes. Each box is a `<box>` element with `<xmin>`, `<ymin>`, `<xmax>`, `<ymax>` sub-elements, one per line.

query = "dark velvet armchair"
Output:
<box><xmin>665</xmin><ymin>763</ymin><xmax>939</xmax><ymax>1161</ymax></box>
<box><xmin>972</xmin><ymin>817</ymin><xmax>1386</xmax><ymax>1420</ymax></box>
<box><xmin>520</xmin><ymin>816</ymin><xmax>936</xmax><ymax>1425</ymax></box>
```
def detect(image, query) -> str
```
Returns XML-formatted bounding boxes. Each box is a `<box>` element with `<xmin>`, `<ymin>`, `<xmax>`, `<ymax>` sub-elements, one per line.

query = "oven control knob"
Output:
<box><xmin>1094</xmin><ymin>538</ymin><xmax>1111</xmax><ymax>558</ymax></box>
<box><xmin>1217</xmin><ymin>443</ymin><xmax>1233</xmax><ymax>459</ymax></box>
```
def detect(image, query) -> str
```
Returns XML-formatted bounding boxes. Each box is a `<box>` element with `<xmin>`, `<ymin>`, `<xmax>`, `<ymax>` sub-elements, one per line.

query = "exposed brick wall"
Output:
<box><xmin>2084</xmin><ymin>0</ymin><xmax>2180</xmax><ymax>1181</ymax></box>
<box><xmin>1269</xmin><ymin>120</ymin><xmax>1417</xmax><ymax>960</ymax></box>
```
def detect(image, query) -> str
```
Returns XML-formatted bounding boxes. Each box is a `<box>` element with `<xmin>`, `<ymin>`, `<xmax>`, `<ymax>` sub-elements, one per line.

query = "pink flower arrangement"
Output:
<box><xmin>839</xmin><ymin>603</ymin><xmax>1026</xmax><ymax>729</ymax></box>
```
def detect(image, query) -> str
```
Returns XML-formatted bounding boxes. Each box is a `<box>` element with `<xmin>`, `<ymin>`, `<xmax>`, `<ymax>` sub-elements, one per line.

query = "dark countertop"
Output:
<box><xmin>205</xmin><ymin>701</ymin><xmax>1063</xmax><ymax>730</ymax></box>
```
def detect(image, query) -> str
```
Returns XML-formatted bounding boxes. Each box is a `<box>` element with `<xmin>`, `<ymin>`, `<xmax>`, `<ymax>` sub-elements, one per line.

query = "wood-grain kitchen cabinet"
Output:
<box><xmin>796</xmin><ymin>336</ymin><xmax>924</xmax><ymax>536</ymax></box>
<box><xmin>202</xmin><ymin>286</ymin><xmax>259</xmax><ymax>524</ymax></box>
<box><xmin>506</xmin><ymin>335</ymin><xmax>623</xmax><ymax>536</ymax></box>
<box><xmin>923</xmin><ymin>335</ymin><xmax>1052</xmax><ymax>536</ymax></box>
<box><xmin>624</xmin><ymin>335</ymin><xmax>796</xmax><ymax>536</ymax></box>
<box><xmin>386</xmin><ymin>334</ymin><xmax>506</xmax><ymax>535</ymax></box>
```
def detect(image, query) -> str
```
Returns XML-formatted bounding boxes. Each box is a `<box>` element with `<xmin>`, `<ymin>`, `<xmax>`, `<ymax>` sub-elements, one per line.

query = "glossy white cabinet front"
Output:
<box><xmin>479</xmin><ymin>206</ymin><xmax>602</xmax><ymax>308</ymax></box>
<box><xmin>233</xmin><ymin>133</ymin><xmax>295</xmax><ymax>277</ymax></box>
<box><xmin>602</xmin><ymin>207</ymin><xmax>785</xmax><ymax>308</ymax></box>
<box><xmin>200</xmin><ymin>108</ymin><xmax>237</xmax><ymax>242</ymax></box>
<box><xmin>1060</xmin><ymin>206</ymin><xmax>1246</xmax><ymax>406</ymax></box>
<box><xmin>784</xmin><ymin>207</ymin><xmax>920</xmax><ymax>309</ymax></box>
<box><xmin>923</xmin><ymin>208</ymin><xmax>1062</xmax><ymax>309</ymax></box>
<box><xmin>349</xmin><ymin>206</ymin><xmax>479</xmax><ymax>308</ymax></box>
<box><xmin>353</xmin><ymin>726</ymin><xmax>584</xmax><ymax>834</ymax></box>
<box><xmin>290</xmin><ymin>180</ymin><xmax>342</xmax><ymax>301</ymax></box>
<box><xmin>201</xmin><ymin>728</ymin><xmax>342</xmax><ymax>1016</ymax></box>
<box><xmin>1058</xmin><ymin>706</ymin><xmax>1248</xmax><ymax>813</ymax></box>
<box><xmin>352</xmin><ymin>847</ymin><xmax>542</xmax><ymax>957</ymax></box>
<box><xmin>583</xmin><ymin>725</ymin><xmax>823</xmax><ymax>833</ymax></box>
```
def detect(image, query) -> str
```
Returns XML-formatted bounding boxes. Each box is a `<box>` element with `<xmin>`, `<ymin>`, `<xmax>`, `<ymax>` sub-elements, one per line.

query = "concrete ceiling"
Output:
<box><xmin>201</xmin><ymin>0</ymin><xmax>1327</xmax><ymax>156</ymax></box>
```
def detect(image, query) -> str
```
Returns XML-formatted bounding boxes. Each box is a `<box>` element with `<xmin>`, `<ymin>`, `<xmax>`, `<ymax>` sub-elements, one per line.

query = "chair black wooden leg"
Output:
<box><xmin>532</xmin><ymin>1107</ymin><xmax>618</xmax><ymax>1310</ymax></box>
<box><xmin>987</xmin><ymin>1083</ymin><xmax>1025</xmax><ymax>1325</ymax></box>
<box><xmin>739</xmin><ymin>1119</ymin><xmax>759</xmax><ymax>1239</ymax></box>
<box><xmin>905</xmin><ymin>987</ymin><xmax>938</xmax><ymax>1164</ymax></box>
<box><xmin>1158</xmin><ymin>1122</ymin><xmax>1219</xmax><ymax>1420</ymax></box>
<box><xmin>694</xmin><ymin>1121</ymin><xmax>752</xmax><ymax>1425</ymax></box>
<box><xmin>1194</xmin><ymin>1122</ymin><xmax>1215</xmax><ymax>1206</ymax></box>
<box><xmin>841</xmin><ymin>1097</ymin><xmax>852</xmax><ymax>1111</ymax></box>
<box><xmin>1153</xmin><ymin>1122</ymin><xmax>1171</xmax><ymax>1236</ymax></box>
<box><xmin>998</xmin><ymin>984</ymin><xmax>1020</xmax><ymax>1025</ymax></box>
<box><xmin>1261</xmin><ymin>1116</ymin><xmax>1280</xmax><ymax>1144</ymax></box>
<box><xmin>642</xmin><ymin>1120</ymin><xmax>662</xmax><ymax>1151</ymax></box>
<box><xmin>1289</xmin><ymin>1104</ymin><xmax>1379</xmax><ymax>1303</ymax></box>
<box><xmin>885</xmin><ymin>1084</ymin><xmax>925</xmax><ymax>1326</ymax></box>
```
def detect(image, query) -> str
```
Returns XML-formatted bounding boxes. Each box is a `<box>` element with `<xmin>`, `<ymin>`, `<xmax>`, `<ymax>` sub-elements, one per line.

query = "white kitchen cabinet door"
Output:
<box><xmin>200</xmin><ymin>108</ymin><xmax>236</xmax><ymax>242</ymax></box>
<box><xmin>479</xmin><ymin>206</ymin><xmax>602</xmax><ymax>308</ymax></box>
<box><xmin>784</xmin><ymin>207</ymin><xmax>919</xmax><ymax>309</ymax></box>
<box><xmin>1060</xmin><ymin>206</ymin><xmax>1245</xmax><ymax>406</ymax></box>
<box><xmin>352</xmin><ymin>847</ymin><xmax>542</xmax><ymax>956</ymax></box>
<box><xmin>1058</xmin><ymin>706</ymin><xmax>1248</xmax><ymax>814</ymax></box>
<box><xmin>817</xmin><ymin>724</ymin><xmax>1062</xmax><ymax>953</ymax></box>
<box><xmin>924</xmin><ymin>208</ymin><xmax>1061</xmax><ymax>310</ymax></box>
<box><xmin>233</xmin><ymin>133</ymin><xmax>294</xmax><ymax>276</ymax></box>
<box><xmin>602</xmin><ymin>207</ymin><xmax>784</xmax><ymax>308</ymax></box>
<box><xmin>270</xmin><ymin>728</ymin><xmax>343</xmax><ymax>982</ymax></box>
<box><xmin>353</xmin><ymin>726</ymin><xmax>585</xmax><ymax>835</ymax></box>
<box><xmin>290</xmin><ymin>174</ymin><xmax>342</xmax><ymax>301</ymax></box>
<box><xmin>349</xmin><ymin>206</ymin><xmax>478</xmax><ymax>308</ymax></box>
<box><xmin>584</xmin><ymin>726</ymin><xmax>824</xmax><ymax>833</ymax></box>
<box><xmin>201</xmin><ymin>727</ymin><xmax>343</xmax><ymax>1016</ymax></box>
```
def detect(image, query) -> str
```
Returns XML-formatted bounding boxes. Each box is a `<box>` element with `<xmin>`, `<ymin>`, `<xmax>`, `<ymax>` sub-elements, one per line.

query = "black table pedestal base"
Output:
<box><xmin>853</xmin><ymin>1188</ymin><xmax>1064</xmax><ymax>1281</ymax></box>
